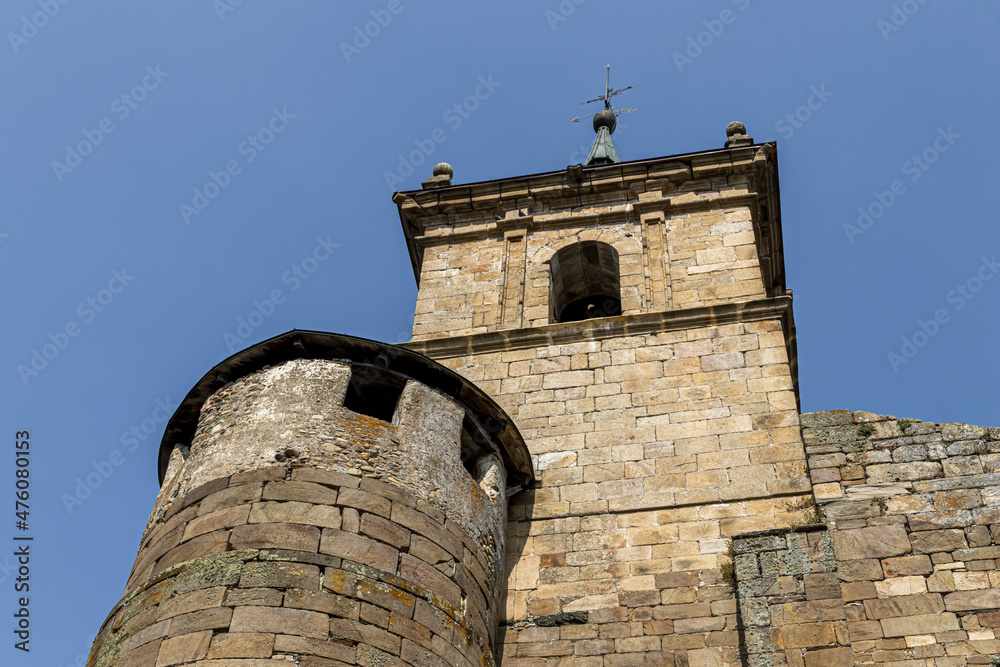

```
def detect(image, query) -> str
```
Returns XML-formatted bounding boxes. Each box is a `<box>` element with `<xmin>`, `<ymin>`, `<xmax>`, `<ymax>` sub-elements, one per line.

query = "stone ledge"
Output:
<box><xmin>404</xmin><ymin>295</ymin><xmax>794</xmax><ymax>359</ymax></box>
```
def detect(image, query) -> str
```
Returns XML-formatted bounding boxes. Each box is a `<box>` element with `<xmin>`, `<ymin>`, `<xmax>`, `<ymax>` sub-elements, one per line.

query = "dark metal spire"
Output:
<box><xmin>572</xmin><ymin>65</ymin><xmax>635</xmax><ymax>166</ymax></box>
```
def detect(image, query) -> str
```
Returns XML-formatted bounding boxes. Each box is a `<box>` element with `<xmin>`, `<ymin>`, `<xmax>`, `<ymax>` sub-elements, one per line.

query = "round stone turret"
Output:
<box><xmin>87</xmin><ymin>330</ymin><xmax>532</xmax><ymax>667</ymax></box>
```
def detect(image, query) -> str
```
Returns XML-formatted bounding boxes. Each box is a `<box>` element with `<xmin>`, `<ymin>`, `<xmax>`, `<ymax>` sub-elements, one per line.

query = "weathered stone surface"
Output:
<box><xmin>943</xmin><ymin>589</ymin><xmax>1000</xmax><ymax>611</ymax></box>
<box><xmin>230</xmin><ymin>605</ymin><xmax>329</xmax><ymax>639</ymax></box>
<box><xmin>157</xmin><ymin>630</ymin><xmax>212</xmax><ymax>666</ymax></box>
<box><xmin>880</xmin><ymin>612</ymin><xmax>959</xmax><ymax>637</ymax></box>
<box><xmin>207</xmin><ymin>632</ymin><xmax>274</xmax><ymax>659</ymax></box>
<box><xmin>830</xmin><ymin>526</ymin><xmax>910</xmax><ymax>560</ymax></box>
<box><xmin>881</xmin><ymin>554</ymin><xmax>932</xmax><ymax>577</ymax></box>
<box><xmin>320</xmin><ymin>529</ymin><xmax>399</xmax><ymax>574</ymax></box>
<box><xmin>863</xmin><ymin>593</ymin><xmax>943</xmax><ymax>619</ymax></box>
<box><xmin>866</xmin><ymin>462</ymin><xmax>942</xmax><ymax>483</ymax></box>
<box><xmin>803</xmin><ymin>646</ymin><xmax>853</xmax><ymax>667</ymax></box>
<box><xmin>836</xmin><ymin>559</ymin><xmax>884</xmax><ymax>582</ymax></box>
<box><xmin>874</xmin><ymin>575</ymin><xmax>927</xmax><ymax>597</ymax></box>
<box><xmin>230</xmin><ymin>523</ymin><xmax>321</xmax><ymax>553</ymax></box>
<box><xmin>771</xmin><ymin>621</ymin><xmax>837</xmax><ymax>649</ymax></box>
<box><xmin>909</xmin><ymin>529</ymin><xmax>968</xmax><ymax>554</ymax></box>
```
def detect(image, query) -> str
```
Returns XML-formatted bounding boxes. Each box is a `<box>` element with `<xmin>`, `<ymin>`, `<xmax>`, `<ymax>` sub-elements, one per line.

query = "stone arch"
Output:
<box><xmin>529</xmin><ymin>230</ymin><xmax>643</xmax><ymax>324</ymax></box>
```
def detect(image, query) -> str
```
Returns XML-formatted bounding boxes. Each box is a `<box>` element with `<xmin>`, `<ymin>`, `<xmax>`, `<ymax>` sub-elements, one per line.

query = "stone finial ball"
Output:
<box><xmin>726</xmin><ymin>121</ymin><xmax>747</xmax><ymax>137</ymax></box>
<box><xmin>593</xmin><ymin>109</ymin><xmax>617</xmax><ymax>133</ymax></box>
<box><xmin>433</xmin><ymin>162</ymin><xmax>454</xmax><ymax>178</ymax></box>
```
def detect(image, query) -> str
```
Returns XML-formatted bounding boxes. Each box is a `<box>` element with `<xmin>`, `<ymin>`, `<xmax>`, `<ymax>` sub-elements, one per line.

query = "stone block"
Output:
<box><xmin>863</xmin><ymin>593</ymin><xmax>943</xmax><ymax>619</ymax></box>
<box><xmin>183</xmin><ymin>504</ymin><xmax>251</xmax><ymax>541</ymax></box>
<box><xmin>866</xmin><ymin>462</ymin><xmax>942</xmax><ymax>483</ymax></box>
<box><xmin>880</xmin><ymin>612</ymin><xmax>960</xmax><ymax>637</ymax></box>
<box><xmin>840</xmin><ymin>582</ymin><xmax>876</xmax><ymax>602</ymax></box>
<box><xmin>157</xmin><ymin>630</ymin><xmax>212</xmax><ymax>666</ymax></box>
<box><xmin>804</xmin><ymin>573</ymin><xmax>840</xmax><ymax>600</ymax></box>
<box><xmin>909</xmin><ymin>529</ymin><xmax>968</xmax><ymax>554</ymax></box>
<box><xmin>848</xmin><ymin>620</ymin><xmax>883</xmax><ymax>641</ymax></box>
<box><xmin>168</xmin><ymin>607</ymin><xmax>233</xmax><ymax>635</ymax></box>
<box><xmin>927</xmin><ymin>570</ymin><xmax>955</xmax><ymax>592</ymax></box>
<box><xmin>291</xmin><ymin>467</ymin><xmax>361</xmax><ymax>489</ymax></box>
<box><xmin>944</xmin><ymin>589</ymin><xmax>1000</xmax><ymax>611</ymax></box>
<box><xmin>835</xmin><ymin>559</ymin><xmax>883</xmax><ymax>582</ymax></box>
<box><xmin>771</xmin><ymin>621</ymin><xmax>837</xmax><ymax>650</ymax></box>
<box><xmin>285</xmin><ymin>588</ymin><xmax>360</xmax><ymax>619</ymax></box>
<box><xmin>320</xmin><ymin>529</ymin><xmax>399</xmax><ymax>574</ymax></box>
<box><xmin>881</xmin><ymin>554</ymin><xmax>932</xmax><ymax>577</ymax></box>
<box><xmin>207</xmin><ymin>632</ymin><xmax>275</xmax><ymax>659</ymax></box>
<box><xmin>230</xmin><ymin>605</ymin><xmax>330</xmax><ymax>639</ymax></box>
<box><xmin>337</xmin><ymin>488</ymin><xmax>392</xmax><ymax>519</ymax></box>
<box><xmin>803</xmin><ymin>646</ymin><xmax>853</xmax><ymax>667</ymax></box>
<box><xmin>360</xmin><ymin>513</ymin><xmax>411</xmax><ymax>549</ymax></box>
<box><xmin>874</xmin><ymin>575</ymin><xmax>927</xmax><ymax>598</ymax></box>
<box><xmin>830</xmin><ymin>526</ymin><xmax>910</xmax><ymax>560</ymax></box>
<box><xmin>771</xmin><ymin>599</ymin><xmax>845</xmax><ymax>625</ymax></box>
<box><xmin>230</xmin><ymin>523</ymin><xmax>320</xmax><ymax>553</ymax></box>
<box><xmin>156</xmin><ymin>586</ymin><xmax>226</xmax><ymax>621</ymax></box>
<box><xmin>198</xmin><ymin>482</ymin><xmax>263</xmax><ymax>515</ymax></box>
<box><xmin>274</xmin><ymin>635</ymin><xmax>357</xmax><ymax>663</ymax></box>
<box><xmin>239</xmin><ymin>561</ymin><xmax>321</xmax><ymax>590</ymax></box>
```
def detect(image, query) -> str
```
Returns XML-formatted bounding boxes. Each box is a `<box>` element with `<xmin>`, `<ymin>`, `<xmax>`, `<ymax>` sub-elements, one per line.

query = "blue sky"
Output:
<box><xmin>1</xmin><ymin>1</ymin><xmax>998</xmax><ymax>663</ymax></box>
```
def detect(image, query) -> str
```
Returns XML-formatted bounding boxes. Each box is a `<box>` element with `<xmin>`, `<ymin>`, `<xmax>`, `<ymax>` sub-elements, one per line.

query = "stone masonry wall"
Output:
<box><xmin>400</xmin><ymin>144</ymin><xmax>800</xmax><ymax>665</ymax></box>
<box><xmin>803</xmin><ymin>410</ymin><xmax>1000</xmax><ymax>665</ymax></box>
<box><xmin>90</xmin><ymin>354</ymin><xmax>527</xmax><ymax>667</ymax></box>
<box><xmin>732</xmin><ymin>527</ymin><xmax>853</xmax><ymax>667</ymax></box>
<box><xmin>416</xmin><ymin>317</ymin><xmax>811</xmax><ymax>666</ymax></box>
<box><xmin>88</xmin><ymin>468</ymin><xmax>498</xmax><ymax>667</ymax></box>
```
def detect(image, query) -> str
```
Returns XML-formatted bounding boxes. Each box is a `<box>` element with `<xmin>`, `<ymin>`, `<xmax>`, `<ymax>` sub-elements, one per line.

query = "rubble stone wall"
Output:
<box><xmin>802</xmin><ymin>410</ymin><xmax>1000</xmax><ymax>665</ymax></box>
<box><xmin>732</xmin><ymin>527</ymin><xmax>854</xmax><ymax>667</ymax></box>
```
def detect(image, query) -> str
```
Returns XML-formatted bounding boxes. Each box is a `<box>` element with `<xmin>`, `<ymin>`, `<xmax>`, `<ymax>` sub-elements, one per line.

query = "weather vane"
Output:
<box><xmin>571</xmin><ymin>64</ymin><xmax>636</xmax><ymax>123</ymax></box>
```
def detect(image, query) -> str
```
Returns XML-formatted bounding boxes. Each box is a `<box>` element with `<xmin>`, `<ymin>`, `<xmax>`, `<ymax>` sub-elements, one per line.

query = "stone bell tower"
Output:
<box><xmin>394</xmin><ymin>116</ymin><xmax>813</xmax><ymax>665</ymax></box>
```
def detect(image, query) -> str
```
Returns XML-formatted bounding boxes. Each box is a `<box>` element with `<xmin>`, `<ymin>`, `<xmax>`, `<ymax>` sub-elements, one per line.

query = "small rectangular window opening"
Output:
<box><xmin>343</xmin><ymin>365</ymin><xmax>406</xmax><ymax>422</ymax></box>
